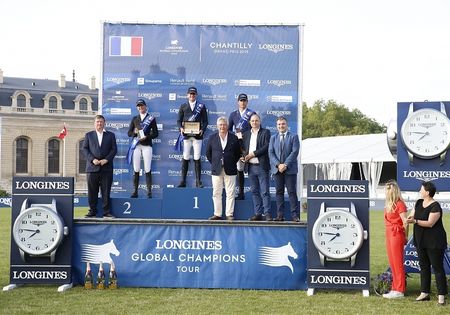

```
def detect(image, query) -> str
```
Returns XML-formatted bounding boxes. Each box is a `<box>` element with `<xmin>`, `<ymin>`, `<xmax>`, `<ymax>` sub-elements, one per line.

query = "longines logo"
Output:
<box><xmin>258</xmin><ymin>43</ymin><xmax>294</xmax><ymax>53</ymax></box>
<box><xmin>12</xmin><ymin>271</ymin><xmax>68</xmax><ymax>280</ymax></box>
<box><xmin>168</xmin><ymin>154</ymin><xmax>184</xmax><ymax>161</ymax></box>
<box><xmin>155</xmin><ymin>239</ymin><xmax>222</xmax><ymax>250</ymax></box>
<box><xmin>202</xmin><ymin>78</ymin><xmax>227</xmax><ymax>86</ymax></box>
<box><xmin>113</xmin><ymin>169</ymin><xmax>129</xmax><ymax>175</ymax></box>
<box><xmin>267</xmin><ymin>79</ymin><xmax>292</xmax><ymax>87</ymax></box>
<box><xmin>309</xmin><ymin>184</ymin><xmax>366</xmax><ymax>193</ymax></box>
<box><xmin>105</xmin><ymin>76</ymin><xmax>131</xmax><ymax>84</ymax></box>
<box><xmin>138</xmin><ymin>92</ymin><xmax>163</xmax><ymax>100</ymax></box>
<box><xmin>15</xmin><ymin>181</ymin><xmax>70</xmax><ymax>190</ymax></box>
<box><xmin>403</xmin><ymin>170</ymin><xmax>450</xmax><ymax>181</ymax></box>
<box><xmin>106</xmin><ymin>122</ymin><xmax>129</xmax><ymax>130</ymax></box>
<box><xmin>169</xmin><ymin>108</ymin><xmax>179</xmax><ymax>114</ymax></box>
<box><xmin>310</xmin><ymin>275</ymin><xmax>367</xmax><ymax>285</ymax></box>
<box><xmin>267</xmin><ymin>110</ymin><xmax>291</xmax><ymax>116</ymax></box>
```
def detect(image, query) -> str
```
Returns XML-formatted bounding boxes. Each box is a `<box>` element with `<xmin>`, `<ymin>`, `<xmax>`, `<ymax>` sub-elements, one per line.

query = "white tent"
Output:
<box><xmin>301</xmin><ymin>134</ymin><xmax>395</xmax><ymax>197</ymax></box>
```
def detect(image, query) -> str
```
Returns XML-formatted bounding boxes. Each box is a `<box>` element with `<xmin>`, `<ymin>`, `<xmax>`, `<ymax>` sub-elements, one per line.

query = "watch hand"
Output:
<box><xmin>21</xmin><ymin>228</ymin><xmax>38</xmax><ymax>232</ymax></box>
<box><xmin>411</xmin><ymin>132</ymin><xmax>427</xmax><ymax>134</ymax></box>
<box><xmin>418</xmin><ymin>132</ymin><xmax>429</xmax><ymax>141</ymax></box>
<box><xmin>329</xmin><ymin>233</ymin><xmax>340</xmax><ymax>242</ymax></box>
<box><xmin>322</xmin><ymin>232</ymin><xmax>337</xmax><ymax>236</ymax></box>
<box><xmin>28</xmin><ymin>229</ymin><xmax>40</xmax><ymax>238</ymax></box>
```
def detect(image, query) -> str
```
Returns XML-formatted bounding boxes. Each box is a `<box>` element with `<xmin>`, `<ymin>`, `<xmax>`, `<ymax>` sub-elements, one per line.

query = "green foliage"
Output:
<box><xmin>302</xmin><ymin>99</ymin><xmax>386</xmax><ymax>139</ymax></box>
<box><xmin>0</xmin><ymin>188</ymin><xmax>9</xmax><ymax>197</ymax></box>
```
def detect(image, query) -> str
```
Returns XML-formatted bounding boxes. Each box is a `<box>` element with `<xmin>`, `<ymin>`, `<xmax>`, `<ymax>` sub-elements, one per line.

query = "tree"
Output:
<box><xmin>302</xmin><ymin>99</ymin><xmax>386</xmax><ymax>139</ymax></box>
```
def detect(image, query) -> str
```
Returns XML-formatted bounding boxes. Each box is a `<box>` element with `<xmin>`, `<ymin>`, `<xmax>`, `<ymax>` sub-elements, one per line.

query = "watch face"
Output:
<box><xmin>13</xmin><ymin>206</ymin><xmax>64</xmax><ymax>256</ymax></box>
<box><xmin>312</xmin><ymin>209</ymin><xmax>364</xmax><ymax>260</ymax></box>
<box><xmin>401</xmin><ymin>108</ymin><xmax>450</xmax><ymax>159</ymax></box>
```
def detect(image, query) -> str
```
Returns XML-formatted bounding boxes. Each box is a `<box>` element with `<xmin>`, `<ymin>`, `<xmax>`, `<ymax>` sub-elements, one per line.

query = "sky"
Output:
<box><xmin>1</xmin><ymin>0</ymin><xmax>449</xmax><ymax>125</ymax></box>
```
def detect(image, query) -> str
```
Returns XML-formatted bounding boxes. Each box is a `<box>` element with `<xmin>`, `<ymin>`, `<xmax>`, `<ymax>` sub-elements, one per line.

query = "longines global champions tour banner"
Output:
<box><xmin>101</xmin><ymin>23</ymin><xmax>303</xmax><ymax>197</ymax></box>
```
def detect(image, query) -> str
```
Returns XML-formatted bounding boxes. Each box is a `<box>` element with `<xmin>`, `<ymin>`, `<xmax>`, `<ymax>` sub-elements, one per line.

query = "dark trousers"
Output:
<box><xmin>87</xmin><ymin>171</ymin><xmax>113</xmax><ymax>215</ymax></box>
<box><xmin>273</xmin><ymin>172</ymin><xmax>299</xmax><ymax>218</ymax></box>
<box><xmin>417</xmin><ymin>247</ymin><xmax>448</xmax><ymax>295</ymax></box>
<box><xmin>248</xmin><ymin>164</ymin><xmax>270</xmax><ymax>215</ymax></box>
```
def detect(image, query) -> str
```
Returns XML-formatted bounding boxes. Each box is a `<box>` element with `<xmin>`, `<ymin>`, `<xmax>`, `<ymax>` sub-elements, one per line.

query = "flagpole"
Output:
<box><xmin>63</xmin><ymin>137</ymin><xmax>66</xmax><ymax>177</ymax></box>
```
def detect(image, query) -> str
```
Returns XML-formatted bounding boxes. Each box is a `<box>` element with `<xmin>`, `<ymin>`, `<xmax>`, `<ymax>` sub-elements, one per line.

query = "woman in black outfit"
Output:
<box><xmin>407</xmin><ymin>181</ymin><xmax>448</xmax><ymax>305</ymax></box>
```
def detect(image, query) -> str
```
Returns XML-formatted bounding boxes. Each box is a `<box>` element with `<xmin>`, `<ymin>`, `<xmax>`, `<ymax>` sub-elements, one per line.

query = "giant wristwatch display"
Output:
<box><xmin>312</xmin><ymin>202</ymin><xmax>367</xmax><ymax>267</ymax></box>
<box><xmin>400</xmin><ymin>102</ymin><xmax>450</xmax><ymax>165</ymax></box>
<box><xmin>12</xmin><ymin>198</ymin><xmax>69</xmax><ymax>263</ymax></box>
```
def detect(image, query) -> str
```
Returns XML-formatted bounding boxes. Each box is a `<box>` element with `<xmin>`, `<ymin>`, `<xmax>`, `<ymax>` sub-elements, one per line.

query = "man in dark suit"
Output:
<box><xmin>228</xmin><ymin>93</ymin><xmax>255</xmax><ymax>200</ymax></box>
<box><xmin>242</xmin><ymin>113</ymin><xmax>272</xmax><ymax>221</ymax></box>
<box><xmin>82</xmin><ymin>115</ymin><xmax>117</xmax><ymax>218</ymax></box>
<box><xmin>206</xmin><ymin>116</ymin><xmax>241</xmax><ymax>220</ymax></box>
<box><xmin>268</xmin><ymin>116</ymin><xmax>300</xmax><ymax>222</ymax></box>
<box><xmin>176</xmin><ymin>86</ymin><xmax>208</xmax><ymax>188</ymax></box>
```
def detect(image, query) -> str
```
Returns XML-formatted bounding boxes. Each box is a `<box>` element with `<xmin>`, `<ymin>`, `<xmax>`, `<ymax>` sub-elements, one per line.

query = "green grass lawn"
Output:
<box><xmin>0</xmin><ymin>208</ymin><xmax>448</xmax><ymax>314</ymax></box>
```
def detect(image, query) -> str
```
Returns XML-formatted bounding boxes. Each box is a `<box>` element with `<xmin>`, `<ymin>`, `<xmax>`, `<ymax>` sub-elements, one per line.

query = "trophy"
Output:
<box><xmin>84</xmin><ymin>270</ymin><xmax>93</xmax><ymax>289</ymax></box>
<box><xmin>109</xmin><ymin>270</ymin><xmax>118</xmax><ymax>289</ymax></box>
<box><xmin>135</xmin><ymin>128</ymin><xmax>145</xmax><ymax>139</ymax></box>
<box><xmin>183</xmin><ymin>121</ymin><xmax>201</xmax><ymax>137</ymax></box>
<box><xmin>97</xmin><ymin>270</ymin><xmax>106</xmax><ymax>289</ymax></box>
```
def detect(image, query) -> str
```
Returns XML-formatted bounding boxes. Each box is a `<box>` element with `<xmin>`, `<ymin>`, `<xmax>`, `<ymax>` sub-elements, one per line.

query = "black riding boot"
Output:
<box><xmin>194</xmin><ymin>159</ymin><xmax>203</xmax><ymax>188</ymax></box>
<box><xmin>177</xmin><ymin>159</ymin><xmax>189</xmax><ymax>187</ymax></box>
<box><xmin>130</xmin><ymin>172</ymin><xmax>139</xmax><ymax>198</ymax></box>
<box><xmin>145</xmin><ymin>172</ymin><xmax>152</xmax><ymax>198</ymax></box>
<box><xmin>236</xmin><ymin>171</ymin><xmax>245</xmax><ymax>200</ymax></box>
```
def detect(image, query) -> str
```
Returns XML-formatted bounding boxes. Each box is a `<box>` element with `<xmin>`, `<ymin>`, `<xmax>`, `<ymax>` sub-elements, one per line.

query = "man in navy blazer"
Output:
<box><xmin>268</xmin><ymin>116</ymin><xmax>300</xmax><ymax>222</ymax></box>
<box><xmin>206</xmin><ymin>116</ymin><xmax>241</xmax><ymax>220</ymax></box>
<box><xmin>241</xmin><ymin>113</ymin><xmax>272</xmax><ymax>221</ymax></box>
<box><xmin>82</xmin><ymin>115</ymin><xmax>117</xmax><ymax>218</ymax></box>
<box><xmin>228</xmin><ymin>93</ymin><xmax>255</xmax><ymax>200</ymax></box>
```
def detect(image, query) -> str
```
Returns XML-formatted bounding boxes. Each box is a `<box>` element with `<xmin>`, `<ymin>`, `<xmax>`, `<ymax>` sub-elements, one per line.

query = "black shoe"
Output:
<box><xmin>196</xmin><ymin>181</ymin><xmax>204</xmax><ymax>188</ymax></box>
<box><xmin>85</xmin><ymin>212</ymin><xmax>96</xmax><ymax>218</ymax></box>
<box><xmin>264</xmin><ymin>213</ymin><xmax>272</xmax><ymax>221</ymax></box>
<box><xmin>177</xmin><ymin>181</ymin><xmax>186</xmax><ymax>188</ymax></box>
<box><xmin>130</xmin><ymin>192</ymin><xmax>138</xmax><ymax>198</ymax></box>
<box><xmin>209</xmin><ymin>215</ymin><xmax>222</xmax><ymax>220</ymax></box>
<box><xmin>274</xmin><ymin>215</ymin><xmax>285</xmax><ymax>221</ymax></box>
<box><xmin>226</xmin><ymin>216</ymin><xmax>234</xmax><ymax>221</ymax></box>
<box><xmin>235</xmin><ymin>193</ymin><xmax>244</xmax><ymax>200</ymax></box>
<box><xmin>292</xmin><ymin>216</ymin><xmax>300</xmax><ymax>222</ymax></box>
<box><xmin>103</xmin><ymin>213</ymin><xmax>115</xmax><ymax>219</ymax></box>
<box><xmin>249</xmin><ymin>214</ymin><xmax>263</xmax><ymax>221</ymax></box>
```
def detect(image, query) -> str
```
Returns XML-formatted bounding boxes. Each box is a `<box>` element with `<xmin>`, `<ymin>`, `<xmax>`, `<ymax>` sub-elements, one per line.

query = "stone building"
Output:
<box><xmin>0</xmin><ymin>69</ymin><xmax>98</xmax><ymax>194</ymax></box>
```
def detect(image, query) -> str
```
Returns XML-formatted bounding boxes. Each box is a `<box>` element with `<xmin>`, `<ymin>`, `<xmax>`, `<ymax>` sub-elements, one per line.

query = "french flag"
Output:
<box><xmin>109</xmin><ymin>36</ymin><xmax>143</xmax><ymax>57</ymax></box>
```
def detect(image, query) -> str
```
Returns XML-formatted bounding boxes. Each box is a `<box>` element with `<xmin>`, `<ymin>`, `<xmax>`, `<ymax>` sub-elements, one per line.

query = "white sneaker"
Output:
<box><xmin>382</xmin><ymin>291</ymin><xmax>404</xmax><ymax>299</ymax></box>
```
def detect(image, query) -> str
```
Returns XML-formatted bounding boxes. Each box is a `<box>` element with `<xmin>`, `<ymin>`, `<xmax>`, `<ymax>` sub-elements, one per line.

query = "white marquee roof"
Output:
<box><xmin>301</xmin><ymin>133</ymin><xmax>395</xmax><ymax>164</ymax></box>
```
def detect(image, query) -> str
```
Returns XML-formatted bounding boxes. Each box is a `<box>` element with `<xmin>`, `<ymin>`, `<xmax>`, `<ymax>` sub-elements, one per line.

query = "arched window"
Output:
<box><xmin>49</xmin><ymin>96</ymin><xmax>58</xmax><ymax>109</ymax></box>
<box><xmin>79</xmin><ymin>98</ymin><xmax>88</xmax><ymax>111</ymax></box>
<box><xmin>48</xmin><ymin>139</ymin><xmax>60</xmax><ymax>174</ymax></box>
<box><xmin>17</xmin><ymin>94</ymin><xmax>26</xmax><ymax>107</ymax></box>
<box><xmin>78</xmin><ymin>139</ymin><xmax>86</xmax><ymax>174</ymax></box>
<box><xmin>16</xmin><ymin>138</ymin><xmax>28</xmax><ymax>173</ymax></box>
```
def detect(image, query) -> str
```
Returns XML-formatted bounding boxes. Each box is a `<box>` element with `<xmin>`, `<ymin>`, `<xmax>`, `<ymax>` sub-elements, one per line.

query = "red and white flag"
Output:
<box><xmin>58</xmin><ymin>124</ymin><xmax>67</xmax><ymax>139</ymax></box>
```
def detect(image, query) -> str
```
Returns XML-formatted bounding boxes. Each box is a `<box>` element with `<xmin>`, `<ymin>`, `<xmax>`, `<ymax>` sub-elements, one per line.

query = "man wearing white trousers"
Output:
<box><xmin>206</xmin><ymin>117</ymin><xmax>241</xmax><ymax>220</ymax></box>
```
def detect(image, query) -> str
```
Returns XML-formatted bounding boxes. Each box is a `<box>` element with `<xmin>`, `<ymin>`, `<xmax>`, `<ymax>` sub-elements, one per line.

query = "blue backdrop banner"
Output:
<box><xmin>102</xmin><ymin>23</ymin><xmax>302</xmax><ymax>197</ymax></box>
<box><xmin>72</xmin><ymin>222</ymin><xmax>307</xmax><ymax>289</ymax></box>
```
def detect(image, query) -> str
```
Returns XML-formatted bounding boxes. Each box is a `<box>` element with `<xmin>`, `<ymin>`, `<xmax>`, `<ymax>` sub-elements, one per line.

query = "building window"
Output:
<box><xmin>78</xmin><ymin>140</ymin><xmax>86</xmax><ymax>174</ymax></box>
<box><xmin>48</xmin><ymin>139</ymin><xmax>60</xmax><ymax>174</ymax></box>
<box><xmin>80</xmin><ymin>98</ymin><xmax>88</xmax><ymax>111</ymax></box>
<box><xmin>49</xmin><ymin>96</ymin><xmax>58</xmax><ymax>109</ymax></box>
<box><xmin>16</xmin><ymin>138</ymin><xmax>28</xmax><ymax>173</ymax></box>
<box><xmin>17</xmin><ymin>94</ymin><xmax>26</xmax><ymax>107</ymax></box>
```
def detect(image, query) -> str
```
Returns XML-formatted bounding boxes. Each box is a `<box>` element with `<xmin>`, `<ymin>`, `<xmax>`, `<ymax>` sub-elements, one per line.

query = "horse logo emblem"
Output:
<box><xmin>258</xmin><ymin>242</ymin><xmax>298</xmax><ymax>273</ymax></box>
<box><xmin>81</xmin><ymin>239</ymin><xmax>120</xmax><ymax>266</ymax></box>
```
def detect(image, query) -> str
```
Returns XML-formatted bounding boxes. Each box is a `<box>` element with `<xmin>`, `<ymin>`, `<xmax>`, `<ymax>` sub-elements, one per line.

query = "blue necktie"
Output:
<box><xmin>280</xmin><ymin>133</ymin><xmax>285</xmax><ymax>163</ymax></box>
